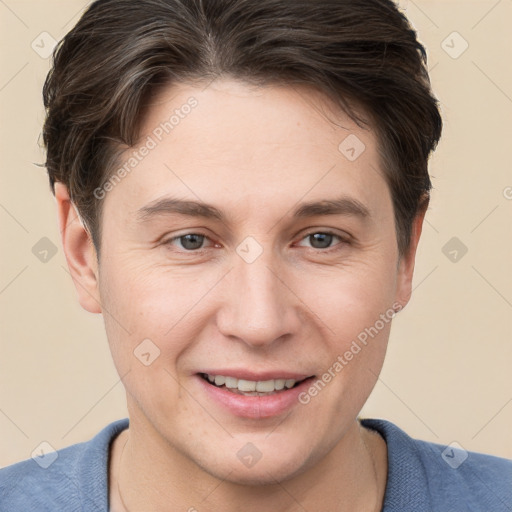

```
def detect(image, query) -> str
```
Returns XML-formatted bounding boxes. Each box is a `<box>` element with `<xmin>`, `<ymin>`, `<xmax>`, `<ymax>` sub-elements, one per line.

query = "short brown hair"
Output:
<box><xmin>43</xmin><ymin>0</ymin><xmax>442</xmax><ymax>258</ymax></box>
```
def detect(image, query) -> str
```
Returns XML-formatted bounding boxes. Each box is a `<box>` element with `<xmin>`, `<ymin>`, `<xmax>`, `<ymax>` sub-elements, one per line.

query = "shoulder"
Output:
<box><xmin>360</xmin><ymin>417</ymin><xmax>512</xmax><ymax>511</ymax></box>
<box><xmin>414</xmin><ymin>435</ymin><xmax>512</xmax><ymax>507</ymax></box>
<box><xmin>0</xmin><ymin>418</ymin><xmax>129</xmax><ymax>512</ymax></box>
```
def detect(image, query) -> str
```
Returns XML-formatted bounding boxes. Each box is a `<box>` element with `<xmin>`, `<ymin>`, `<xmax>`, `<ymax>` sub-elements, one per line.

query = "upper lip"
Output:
<box><xmin>198</xmin><ymin>369</ymin><xmax>314</xmax><ymax>381</ymax></box>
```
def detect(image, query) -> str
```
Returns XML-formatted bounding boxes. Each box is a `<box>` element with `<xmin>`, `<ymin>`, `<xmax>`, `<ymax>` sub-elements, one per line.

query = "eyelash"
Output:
<box><xmin>163</xmin><ymin>230</ymin><xmax>349</xmax><ymax>254</ymax></box>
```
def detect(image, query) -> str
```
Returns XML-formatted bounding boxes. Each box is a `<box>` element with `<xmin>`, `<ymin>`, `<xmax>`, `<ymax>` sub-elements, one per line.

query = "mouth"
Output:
<box><xmin>198</xmin><ymin>372</ymin><xmax>314</xmax><ymax>397</ymax></box>
<box><xmin>196</xmin><ymin>371</ymin><xmax>317</xmax><ymax>418</ymax></box>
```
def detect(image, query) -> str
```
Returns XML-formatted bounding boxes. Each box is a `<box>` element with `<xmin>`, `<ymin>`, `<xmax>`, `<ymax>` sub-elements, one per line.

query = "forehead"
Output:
<box><xmin>106</xmin><ymin>79</ymin><xmax>390</xmax><ymax>223</ymax></box>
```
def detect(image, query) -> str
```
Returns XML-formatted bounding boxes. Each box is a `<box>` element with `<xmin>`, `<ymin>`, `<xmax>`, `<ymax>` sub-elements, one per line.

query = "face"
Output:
<box><xmin>60</xmin><ymin>79</ymin><xmax>421</xmax><ymax>485</ymax></box>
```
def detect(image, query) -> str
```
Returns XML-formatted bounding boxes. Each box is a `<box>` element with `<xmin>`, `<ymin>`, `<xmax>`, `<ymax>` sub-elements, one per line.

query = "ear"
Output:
<box><xmin>54</xmin><ymin>182</ymin><xmax>102</xmax><ymax>314</ymax></box>
<box><xmin>394</xmin><ymin>195</ymin><xmax>429</xmax><ymax>311</ymax></box>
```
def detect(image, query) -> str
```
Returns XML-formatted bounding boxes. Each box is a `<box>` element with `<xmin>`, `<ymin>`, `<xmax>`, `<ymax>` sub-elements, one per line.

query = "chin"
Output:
<box><xmin>195</xmin><ymin>446</ymin><xmax>312</xmax><ymax>487</ymax></box>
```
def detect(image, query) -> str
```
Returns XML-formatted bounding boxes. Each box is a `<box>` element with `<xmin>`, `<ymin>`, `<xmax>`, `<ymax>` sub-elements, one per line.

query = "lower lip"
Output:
<box><xmin>196</xmin><ymin>375</ymin><xmax>315</xmax><ymax>419</ymax></box>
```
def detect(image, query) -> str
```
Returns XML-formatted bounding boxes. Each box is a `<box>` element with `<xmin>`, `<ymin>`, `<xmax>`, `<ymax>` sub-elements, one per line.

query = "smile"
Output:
<box><xmin>196</xmin><ymin>372</ymin><xmax>316</xmax><ymax>418</ymax></box>
<box><xmin>200</xmin><ymin>373</ymin><xmax>307</xmax><ymax>396</ymax></box>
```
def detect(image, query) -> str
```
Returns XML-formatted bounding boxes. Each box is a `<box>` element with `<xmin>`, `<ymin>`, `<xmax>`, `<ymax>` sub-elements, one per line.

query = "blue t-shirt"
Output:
<box><xmin>0</xmin><ymin>417</ymin><xmax>511</xmax><ymax>511</ymax></box>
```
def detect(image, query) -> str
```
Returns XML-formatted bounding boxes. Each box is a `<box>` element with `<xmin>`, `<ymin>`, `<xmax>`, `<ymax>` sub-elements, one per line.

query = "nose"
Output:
<box><xmin>216</xmin><ymin>243</ymin><xmax>300</xmax><ymax>349</ymax></box>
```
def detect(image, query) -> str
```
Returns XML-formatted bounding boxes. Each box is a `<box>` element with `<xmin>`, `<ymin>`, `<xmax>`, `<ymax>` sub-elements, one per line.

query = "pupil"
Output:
<box><xmin>310</xmin><ymin>233</ymin><xmax>332</xmax><ymax>249</ymax></box>
<box><xmin>181</xmin><ymin>234</ymin><xmax>204</xmax><ymax>250</ymax></box>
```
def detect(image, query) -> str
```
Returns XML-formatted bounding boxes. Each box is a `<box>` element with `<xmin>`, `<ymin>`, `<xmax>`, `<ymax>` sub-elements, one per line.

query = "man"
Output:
<box><xmin>1</xmin><ymin>0</ymin><xmax>511</xmax><ymax>510</ymax></box>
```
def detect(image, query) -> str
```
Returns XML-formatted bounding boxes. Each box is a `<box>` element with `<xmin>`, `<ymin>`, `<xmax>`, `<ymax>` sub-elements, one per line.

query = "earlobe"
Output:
<box><xmin>54</xmin><ymin>182</ymin><xmax>102</xmax><ymax>314</ymax></box>
<box><xmin>394</xmin><ymin>197</ymin><xmax>429</xmax><ymax>311</ymax></box>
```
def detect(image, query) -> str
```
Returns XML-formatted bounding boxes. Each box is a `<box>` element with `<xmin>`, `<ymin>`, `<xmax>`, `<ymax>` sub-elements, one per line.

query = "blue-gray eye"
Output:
<box><xmin>308</xmin><ymin>233</ymin><xmax>335</xmax><ymax>249</ymax></box>
<box><xmin>166</xmin><ymin>233</ymin><xmax>206</xmax><ymax>251</ymax></box>
<box><xmin>176</xmin><ymin>234</ymin><xmax>206</xmax><ymax>250</ymax></box>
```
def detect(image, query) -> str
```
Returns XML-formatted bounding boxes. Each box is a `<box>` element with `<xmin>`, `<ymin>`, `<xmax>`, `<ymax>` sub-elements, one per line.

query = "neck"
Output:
<box><xmin>110</xmin><ymin>417</ymin><xmax>387</xmax><ymax>512</ymax></box>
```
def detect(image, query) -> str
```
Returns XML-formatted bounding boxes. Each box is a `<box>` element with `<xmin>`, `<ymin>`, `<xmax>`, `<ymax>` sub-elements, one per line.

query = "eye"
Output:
<box><xmin>296</xmin><ymin>231</ymin><xmax>346</xmax><ymax>251</ymax></box>
<box><xmin>164</xmin><ymin>233</ymin><xmax>214</xmax><ymax>251</ymax></box>
<box><xmin>163</xmin><ymin>230</ymin><xmax>348</xmax><ymax>254</ymax></box>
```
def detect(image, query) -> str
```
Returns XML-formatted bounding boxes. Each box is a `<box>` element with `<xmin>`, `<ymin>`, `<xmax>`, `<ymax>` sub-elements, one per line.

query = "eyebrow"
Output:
<box><xmin>135</xmin><ymin>195</ymin><xmax>370</xmax><ymax>223</ymax></box>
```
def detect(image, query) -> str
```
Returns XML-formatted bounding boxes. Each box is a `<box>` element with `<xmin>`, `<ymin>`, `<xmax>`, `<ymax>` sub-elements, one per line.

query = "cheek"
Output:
<box><xmin>301</xmin><ymin>257</ymin><xmax>397</xmax><ymax>339</ymax></box>
<box><xmin>98</xmin><ymin>258</ymin><xmax>210</xmax><ymax>361</ymax></box>
<box><xmin>98</xmin><ymin>263</ymin><xmax>200</xmax><ymax>416</ymax></box>
<box><xmin>297</xmin><ymin>265</ymin><xmax>394</xmax><ymax>426</ymax></box>
<box><xmin>295</xmin><ymin>254</ymin><xmax>396</xmax><ymax>398</ymax></box>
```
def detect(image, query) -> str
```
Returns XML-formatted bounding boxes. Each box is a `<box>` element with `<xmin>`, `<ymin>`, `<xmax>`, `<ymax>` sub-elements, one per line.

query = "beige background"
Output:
<box><xmin>1</xmin><ymin>0</ymin><xmax>511</xmax><ymax>468</ymax></box>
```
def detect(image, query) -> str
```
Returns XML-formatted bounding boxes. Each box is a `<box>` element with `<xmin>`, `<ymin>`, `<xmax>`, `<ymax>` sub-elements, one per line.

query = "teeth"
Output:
<box><xmin>214</xmin><ymin>375</ymin><xmax>226</xmax><ymax>386</ymax></box>
<box><xmin>238</xmin><ymin>379</ymin><xmax>256</xmax><ymax>392</ymax></box>
<box><xmin>204</xmin><ymin>374</ymin><xmax>300</xmax><ymax>393</ymax></box>
<box><xmin>275</xmin><ymin>379</ymin><xmax>285</xmax><ymax>390</ymax></box>
<box><xmin>225</xmin><ymin>376</ymin><xmax>238</xmax><ymax>388</ymax></box>
<box><xmin>256</xmin><ymin>380</ymin><xmax>275</xmax><ymax>392</ymax></box>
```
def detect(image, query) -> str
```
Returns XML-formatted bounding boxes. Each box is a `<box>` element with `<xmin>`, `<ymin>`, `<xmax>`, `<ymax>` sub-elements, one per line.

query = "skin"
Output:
<box><xmin>55</xmin><ymin>78</ymin><xmax>426</xmax><ymax>511</ymax></box>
